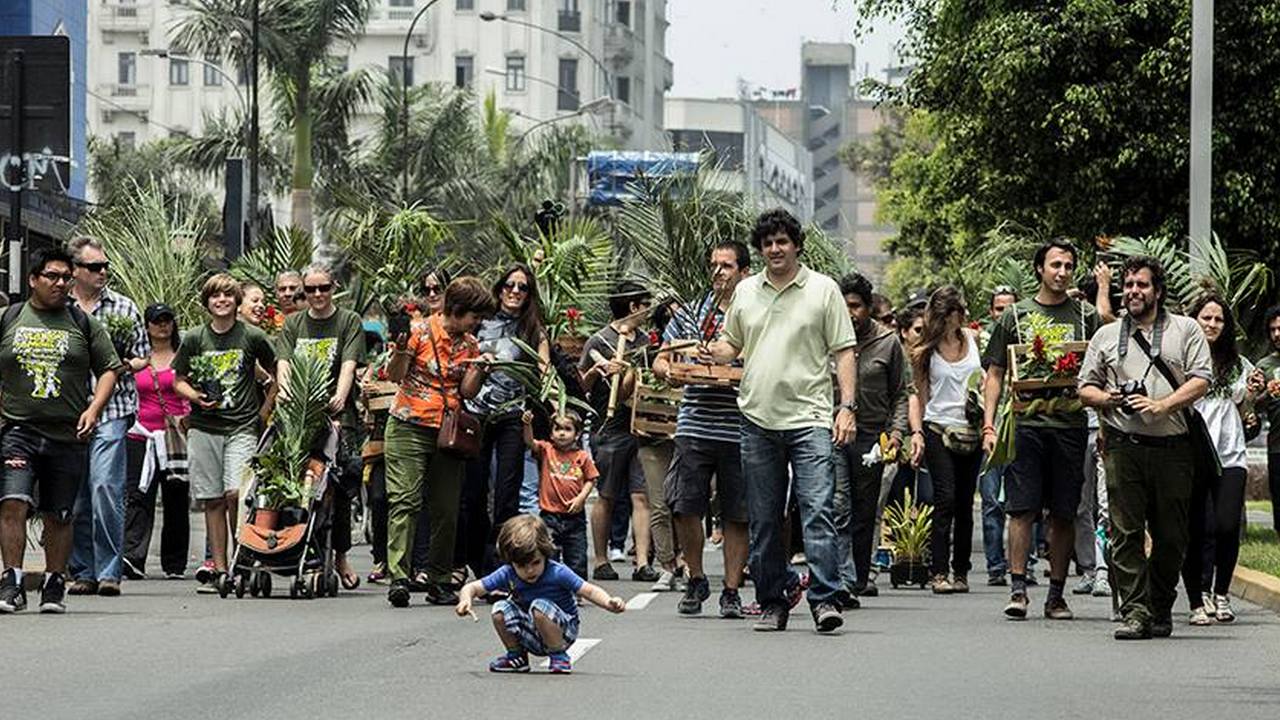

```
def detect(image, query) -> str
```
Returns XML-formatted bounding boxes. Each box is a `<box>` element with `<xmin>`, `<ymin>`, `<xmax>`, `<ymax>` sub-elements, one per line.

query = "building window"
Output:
<box><xmin>505</xmin><ymin>55</ymin><xmax>526</xmax><ymax>91</ymax></box>
<box><xmin>615</xmin><ymin>0</ymin><xmax>630</xmax><ymax>26</ymax></box>
<box><xmin>118</xmin><ymin>52</ymin><xmax>136</xmax><ymax>85</ymax></box>
<box><xmin>203</xmin><ymin>55</ymin><xmax>223</xmax><ymax>86</ymax></box>
<box><xmin>558</xmin><ymin>0</ymin><xmax>580</xmax><ymax>32</ymax></box>
<box><xmin>557</xmin><ymin>58</ymin><xmax>579</xmax><ymax>111</ymax></box>
<box><xmin>456</xmin><ymin>0</ymin><xmax>474</xmax><ymax>10</ymax></box>
<box><xmin>389</xmin><ymin>0</ymin><xmax>413</xmax><ymax>6</ymax></box>
<box><xmin>117</xmin><ymin>132</ymin><xmax>136</xmax><ymax>151</ymax></box>
<box><xmin>169</xmin><ymin>57</ymin><xmax>189</xmax><ymax>86</ymax></box>
<box><xmin>389</xmin><ymin>56</ymin><xmax>414</xmax><ymax>86</ymax></box>
<box><xmin>455</xmin><ymin>55</ymin><xmax>474</xmax><ymax>88</ymax></box>
<box><xmin>506</xmin><ymin>0</ymin><xmax>526</xmax><ymax>10</ymax></box>
<box><xmin>615</xmin><ymin>75</ymin><xmax>630</xmax><ymax>105</ymax></box>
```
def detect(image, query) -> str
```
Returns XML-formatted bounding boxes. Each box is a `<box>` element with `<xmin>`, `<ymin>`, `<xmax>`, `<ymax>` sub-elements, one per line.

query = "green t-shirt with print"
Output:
<box><xmin>0</xmin><ymin>303</ymin><xmax>122</xmax><ymax>442</ymax></box>
<box><xmin>983</xmin><ymin>296</ymin><xmax>1100</xmax><ymax>429</ymax></box>
<box><xmin>277</xmin><ymin>308</ymin><xmax>366</xmax><ymax>427</ymax></box>
<box><xmin>1255</xmin><ymin>352</ymin><xmax>1280</xmax><ymax>453</ymax></box>
<box><xmin>175</xmin><ymin>320</ymin><xmax>277</xmax><ymax>435</ymax></box>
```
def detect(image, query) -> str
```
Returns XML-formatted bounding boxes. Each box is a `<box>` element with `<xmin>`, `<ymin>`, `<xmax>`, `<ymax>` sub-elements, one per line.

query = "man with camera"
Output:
<box><xmin>1078</xmin><ymin>256</ymin><xmax>1211</xmax><ymax>640</ymax></box>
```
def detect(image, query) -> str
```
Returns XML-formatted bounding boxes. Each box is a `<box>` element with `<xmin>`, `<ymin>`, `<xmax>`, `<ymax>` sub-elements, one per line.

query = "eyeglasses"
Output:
<box><xmin>422</xmin><ymin>284</ymin><xmax>442</xmax><ymax>296</ymax></box>
<box><xmin>503</xmin><ymin>281</ymin><xmax>530</xmax><ymax>293</ymax></box>
<box><xmin>39</xmin><ymin>271</ymin><xmax>74</xmax><ymax>284</ymax></box>
<box><xmin>304</xmin><ymin>283</ymin><xmax>333</xmax><ymax>294</ymax></box>
<box><xmin>76</xmin><ymin>261</ymin><xmax>110</xmax><ymax>273</ymax></box>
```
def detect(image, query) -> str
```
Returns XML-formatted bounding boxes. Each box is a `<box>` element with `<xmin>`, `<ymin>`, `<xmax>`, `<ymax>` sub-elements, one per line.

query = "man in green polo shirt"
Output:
<box><xmin>705</xmin><ymin>209</ymin><xmax>858</xmax><ymax>634</ymax></box>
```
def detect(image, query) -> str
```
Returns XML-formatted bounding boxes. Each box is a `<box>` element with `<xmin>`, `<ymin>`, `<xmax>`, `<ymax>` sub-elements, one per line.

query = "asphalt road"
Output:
<box><xmin>6</xmin><ymin>518</ymin><xmax>1280</xmax><ymax>720</ymax></box>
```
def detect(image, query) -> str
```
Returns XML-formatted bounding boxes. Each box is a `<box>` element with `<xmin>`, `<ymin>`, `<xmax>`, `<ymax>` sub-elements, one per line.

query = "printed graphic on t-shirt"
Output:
<box><xmin>14</xmin><ymin>326</ymin><xmax>70</xmax><ymax>398</ymax></box>
<box><xmin>296</xmin><ymin>337</ymin><xmax>338</xmax><ymax>366</ymax></box>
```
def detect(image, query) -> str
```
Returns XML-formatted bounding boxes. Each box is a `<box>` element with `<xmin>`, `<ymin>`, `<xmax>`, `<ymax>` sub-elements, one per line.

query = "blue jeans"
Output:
<box><xmin>541</xmin><ymin>511</ymin><xmax>588</xmax><ymax>580</ymax></box>
<box><xmin>979</xmin><ymin>461</ymin><xmax>1008</xmax><ymax>576</ymax></box>
<box><xmin>70</xmin><ymin>416</ymin><xmax>131</xmax><ymax>582</ymax></box>
<box><xmin>741</xmin><ymin>419</ymin><xmax>841</xmax><ymax>608</ymax></box>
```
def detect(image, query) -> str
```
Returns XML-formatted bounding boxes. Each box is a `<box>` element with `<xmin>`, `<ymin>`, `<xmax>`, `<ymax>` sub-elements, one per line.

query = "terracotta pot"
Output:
<box><xmin>555</xmin><ymin>334</ymin><xmax>587</xmax><ymax>362</ymax></box>
<box><xmin>252</xmin><ymin>508</ymin><xmax>279</xmax><ymax>531</ymax></box>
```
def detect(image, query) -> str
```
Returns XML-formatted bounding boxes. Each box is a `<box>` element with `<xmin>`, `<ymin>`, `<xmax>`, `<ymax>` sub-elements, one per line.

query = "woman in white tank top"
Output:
<box><xmin>907</xmin><ymin>287</ymin><xmax>983</xmax><ymax>595</ymax></box>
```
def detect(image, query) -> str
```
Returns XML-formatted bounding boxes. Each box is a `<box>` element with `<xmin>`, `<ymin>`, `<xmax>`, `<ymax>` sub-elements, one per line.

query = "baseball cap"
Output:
<box><xmin>904</xmin><ymin>288</ymin><xmax>930</xmax><ymax>310</ymax></box>
<box><xmin>144</xmin><ymin>303</ymin><xmax>176</xmax><ymax>323</ymax></box>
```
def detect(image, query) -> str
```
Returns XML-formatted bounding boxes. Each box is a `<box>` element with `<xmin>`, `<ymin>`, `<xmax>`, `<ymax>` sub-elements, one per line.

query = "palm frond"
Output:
<box><xmin>229</xmin><ymin>225</ymin><xmax>315</xmax><ymax>306</ymax></box>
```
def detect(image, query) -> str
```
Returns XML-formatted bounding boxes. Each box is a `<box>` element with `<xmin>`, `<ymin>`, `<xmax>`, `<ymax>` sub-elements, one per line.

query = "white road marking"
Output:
<box><xmin>625</xmin><ymin>592</ymin><xmax>658</xmax><ymax>610</ymax></box>
<box><xmin>538</xmin><ymin>638</ymin><xmax>601</xmax><ymax>668</ymax></box>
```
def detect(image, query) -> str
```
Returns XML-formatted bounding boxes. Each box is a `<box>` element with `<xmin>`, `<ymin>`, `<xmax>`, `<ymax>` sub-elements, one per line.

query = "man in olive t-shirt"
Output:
<box><xmin>0</xmin><ymin>248</ymin><xmax>121</xmax><ymax>615</ymax></box>
<box><xmin>980</xmin><ymin>240</ymin><xmax>1100</xmax><ymax>622</ymax></box>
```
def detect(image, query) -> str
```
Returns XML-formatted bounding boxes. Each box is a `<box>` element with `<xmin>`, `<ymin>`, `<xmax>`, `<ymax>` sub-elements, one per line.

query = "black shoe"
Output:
<box><xmin>40</xmin><ymin>572</ymin><xmax>66</xmax><ymax>614</ymax></box>
<box><xmin>592</xmin><ymin>562</ymin><xmax>619</xmax><ymax>581</ymax></box>
<box><xmin>987</xmin><ymin>573</ymin><xmax>1008</xmax><ymax>587</ymax></box>
<box><xmin>835</xmin><ymin>588</ymin><xmax>861</xmax><ymax>610</ymax></box>
<box><xmin>1024</xmin><ymin>573</ymin><xmax>1039</xmax><ymax>587</ymax></box>
<box><xmin>752</xmin><ymin>604</ymin><xmax>789</xmax><ymax>632</ymax></box>
<box><xmin>853</xmin><ymin>580</ymin><xmax>878</xmax><ymax>598</ymax></box>
<box><xmin>121</xmin><ymin>557</ymin><xmax>146</xmax><ymax>581</ymax></box>
<box><xmin>0</xmin><ymin>568</ymin><xmax>27</xmax><ymax>613</ymax></box>
<box><xmin>1114</xmin><ymin>617</ymin><xmax>1152</xmax><ymax>640</ymax></box>
<box><xmin>1151</xmin><ymin>614</ymin><xmax>1173</xmax><ymax>638</ymax></box>
<box><xmin>719</xmin><ymin>588</ymin><xmax>744</xmax><ymax>619</ymax></box>
<box><xmin>678</xmin><ymin>575</ymin><xmax>710</xmax><ymax>615</ymax></box>
<box><xmin>387</xmin><ymin>580</ymin><xmax>411</xmax><ymax>608</ymax></box>
<box><xmin>631</xmin><ymin>565</ymin><xmax>660</xmax><ymax>583</ymax></box>
<box><xmin>1004</xmin><ymin>591</ymin><xmax>1030</xmax><ymax>619</ymax></box>
<box><xmin>812</xmin><ymin>602</ymin><xmax>844</xmax><ymax>633</ymax></box>
<box><xmin>424</xmin><ymin>584</ymin><xmax>459</xmax><ymax>606</ymax></box>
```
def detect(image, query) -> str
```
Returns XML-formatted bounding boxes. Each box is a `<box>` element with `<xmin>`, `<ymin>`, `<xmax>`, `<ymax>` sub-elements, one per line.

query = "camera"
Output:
<box><xmin>1117</xmin><ymin>379</ymin><xmax>1147</xmax><ymax>415</ymax></box>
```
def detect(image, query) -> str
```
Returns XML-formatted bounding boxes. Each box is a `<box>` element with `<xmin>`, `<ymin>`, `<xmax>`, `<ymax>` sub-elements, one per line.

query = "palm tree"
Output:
<box><xmin>171</xmin><ymin>0</ymin><xmax>374</xmax><ymax>238</ymax></box>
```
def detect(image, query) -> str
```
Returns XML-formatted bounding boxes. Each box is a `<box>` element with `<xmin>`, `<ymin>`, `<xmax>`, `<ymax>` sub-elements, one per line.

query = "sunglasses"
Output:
<box><xmin>304</xmin><ymin>283</ymin><xmax>333</xmax><ymax>294</ymax></box>
<box><xmin>76</xmin><ymin>261</ymin><xmax>110</xmax><ymax>273</ymax></box>
<box><xmin>503</xmin><ymin>281</ymin><xmax>530</xmax><ymax>293</ymax></box>
<box><xmin>422</xmin><ymin>284</ymin><xmax>442</xmax><ymax>295</ymax></box>
<box><xmin>40</xmin><ymin>271</ymin><xmax>74</xmax><ymax>284</ymax></box>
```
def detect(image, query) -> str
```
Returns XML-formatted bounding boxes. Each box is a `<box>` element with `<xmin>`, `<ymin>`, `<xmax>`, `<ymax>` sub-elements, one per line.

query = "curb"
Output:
<box><xmin>1230</xmin><ymin>566</ymin><xmax>1280</xmax><ymax>615</ymax></box>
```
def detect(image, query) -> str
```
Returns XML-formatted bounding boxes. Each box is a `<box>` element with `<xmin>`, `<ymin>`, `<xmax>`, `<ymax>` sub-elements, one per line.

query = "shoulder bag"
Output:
<box><xmin>426</xmin><ymin>323</ymin><xmax>483</xmax><ymax>459</ymax></box>
<box><xmin>148</xmin><ymin>364</ymin><xmax>189</xmax><ymax>482</ymax></box>
<box><xmin>1132</xmin><ymin>330</ymin><xmax>1222</xmax><ymax>482</ymax></box>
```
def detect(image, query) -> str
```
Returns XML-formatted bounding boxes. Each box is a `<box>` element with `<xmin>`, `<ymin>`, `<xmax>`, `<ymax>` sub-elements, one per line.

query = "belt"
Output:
<box><xmin>1106</xmin><ymin>428</ymin><xmax>1189</xmax><ymax>448</ymax></box>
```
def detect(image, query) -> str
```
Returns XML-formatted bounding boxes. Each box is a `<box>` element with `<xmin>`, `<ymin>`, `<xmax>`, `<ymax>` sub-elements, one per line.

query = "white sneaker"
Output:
<box><xmin>608</xmin><ymin>548</ymin><xmax>625</xmax><ymax>563</ymax></box>
<box><xmin>1214</xmin><ymin>594</ymin><xmax>1235</xmax><ymax>623</ymax></box>
<box><xmin>650</xmin><ymin>569</ymin><xmax>677</xmax><ymax>592</ymax></box>
<box><xmin>1071</xmin><ymin>575</ymin><xmax>1095</xmax><ymax>595</ymax></box>
<box><xmin>1091</xmin><ymin>576</ymin><xmax>1112</xmax><ymax>597</ymax></box>
<box><xmin>1201</xmin><ymin>592</ymin><xmax>1214</xmax><ymax>615</ymax></box>
<box><xmin>1188</xmin><ymin>606</ymin><xmax>1213</xmax><ymax>626</ymax></box>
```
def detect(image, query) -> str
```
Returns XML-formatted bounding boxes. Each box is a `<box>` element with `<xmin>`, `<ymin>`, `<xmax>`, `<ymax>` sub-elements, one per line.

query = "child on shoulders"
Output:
<box><xmin>457</xmin><ymin>514</ymin><xmax>625</xmax><ymax>674</ymax></box>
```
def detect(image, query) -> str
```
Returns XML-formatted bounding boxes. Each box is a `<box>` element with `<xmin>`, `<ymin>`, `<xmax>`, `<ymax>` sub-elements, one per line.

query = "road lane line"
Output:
<box><xmin>626</xmin><ymin>592</ymin><xmax>658</xmax><ymax>610</ymax></box>
<box><xmin>538</xmin><ymin>638</ymin><xmax>601</xmax><ymax>668</ymax></box>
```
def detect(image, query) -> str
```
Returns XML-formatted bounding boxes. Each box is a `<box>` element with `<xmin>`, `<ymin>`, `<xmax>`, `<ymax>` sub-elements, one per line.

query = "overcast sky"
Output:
<box><xmin>666</xmin><ymin>0</ymin><xmax>904</xmax><ymax>99</ymax></box>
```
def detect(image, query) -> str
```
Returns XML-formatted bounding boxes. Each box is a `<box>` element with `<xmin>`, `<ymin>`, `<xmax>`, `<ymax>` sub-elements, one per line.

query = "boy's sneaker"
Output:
<box><xmin>719</xmin><ymin>588</ymin><xmax>744</xmax><ymax>619</ymax></box>
<box><xmin>631</xmin><ymin>565</ymin><xmax>660</xmax><ymax>583</ymax></box>
<box><xmin>387</xmin><ymin>579</ymin><xmax>411</xmax><ymax>608</ymax></box>
<box><xmin>650</xmin><ymin>568</ymin><xmax>677</xmax><ymax>592</ymax></box>
<box><xmin>39</xmin><ymin>572</ymin><xmax>67</xmax><ymax>614</ymax></box>
<box><xmin>488</xmin><ymin>651</ymin><xmax>531</xmax><ymax>674</ymax></box>
<box><xmin>1004</xmin><ymin>591</ymin><xmax>1030</xmax><ymax>619</ymax></box>
<box><xmin>0</xmin><ymin>568</ymin><xmax>27</xmax><ymax>613</ymax></box>
<box><xmin>194</xmin><ymin>560</ymin><xmax>215</xmax><ymax>585</ymax></box>
<box><xmin>548</xmin><ymin>651</ymin><xmax>572</xmax><ymax>674</ymax></box>
<box><xmin>812</xmin><ymin>602</ymin><xmax>843</xmax><ymax>633</ymax></box>
<box><xmin>678</xmin><ymin>575</ymin><xmax>710</xmax><ymax>615</ymax></box>
<box><xmin>592</xmin><ymin>563</ymin><xmax>619</xmax><ymax>581</ymax></box>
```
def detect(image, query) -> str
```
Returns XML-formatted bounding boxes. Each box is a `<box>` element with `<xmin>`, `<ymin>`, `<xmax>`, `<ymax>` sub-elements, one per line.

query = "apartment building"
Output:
<box><xmin>86</xmin><ymin>0</ymin><xmax>673</xmax><ymax>159</ymax></box>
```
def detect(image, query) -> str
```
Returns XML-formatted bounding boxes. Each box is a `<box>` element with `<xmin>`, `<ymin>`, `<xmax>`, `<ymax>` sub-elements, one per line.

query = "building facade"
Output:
<box><xmin>85</xmin><ymin>0</ymin><xmax>673</xmax><ymax>168</ymax></box>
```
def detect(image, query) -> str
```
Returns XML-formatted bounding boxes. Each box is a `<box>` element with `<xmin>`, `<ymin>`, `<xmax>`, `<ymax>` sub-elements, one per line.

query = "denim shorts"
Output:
<box><xmin>492</xmin><ymin>598</ymin><xmax>579</xmax><ymax>656</ymax></box>
<box><xmin>0</xmin><ymin>424</ymin><xmax>88</xmax><ymax>521</ymax></box>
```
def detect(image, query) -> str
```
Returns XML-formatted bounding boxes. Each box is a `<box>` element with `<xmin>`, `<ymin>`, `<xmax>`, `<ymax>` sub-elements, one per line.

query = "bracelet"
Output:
<box><xmin>910</xmin><ymin>429</ymin><xmax>924</xmax><ymax>436</ymax></box>
<box><xmin>982</xmin><ymin>426</ymin><xmax>997</xmax><ymax>436</ymax></box>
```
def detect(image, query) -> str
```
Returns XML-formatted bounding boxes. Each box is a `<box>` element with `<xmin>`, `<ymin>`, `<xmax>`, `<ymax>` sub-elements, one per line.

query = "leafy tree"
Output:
<box><xmin>87</xmin><ymin>136</ymin><xmax>219</xmax><ymax>231</ymax></box>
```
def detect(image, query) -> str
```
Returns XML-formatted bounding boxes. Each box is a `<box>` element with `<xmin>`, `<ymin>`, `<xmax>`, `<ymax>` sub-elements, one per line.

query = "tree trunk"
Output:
<box><xmin>290</xmin><ymin>72</ymin><xmax>315</xmax><ymax>237</ymax></box>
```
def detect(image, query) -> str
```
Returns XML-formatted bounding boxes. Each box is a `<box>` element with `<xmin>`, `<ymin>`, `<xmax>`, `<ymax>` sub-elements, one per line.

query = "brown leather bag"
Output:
<box><xmin>427</xmin><ymin>323</ymin><xmax>483</xmax><ymax>459</ymax></box>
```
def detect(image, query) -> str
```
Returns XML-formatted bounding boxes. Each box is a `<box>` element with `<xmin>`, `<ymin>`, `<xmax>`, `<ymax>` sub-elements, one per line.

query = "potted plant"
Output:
<box><xmin>249</xmin><ymin>352</ymin><xmax>331</xmax><ymax>529</ymax></box>
<box><xmin>187</xmin><ymin>354</ymin><xmax>226</xmax><ymax>406</ymax></box>
<box><xmin>884</xmin><ymin>488</ymin><xmax>933</xmax><ymax>589</ymax></box>
<box><xmin>104</xmin><ymin>313</ymin><xmax>137</xmax><ymax>361</ymax></box>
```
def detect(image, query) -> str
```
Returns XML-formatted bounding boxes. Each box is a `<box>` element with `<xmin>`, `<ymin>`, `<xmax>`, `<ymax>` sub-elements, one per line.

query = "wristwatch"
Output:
<box><xmin>838</xmin><ymin>400</ymin><xmax>858</xmax><ymax>414</ymax></box>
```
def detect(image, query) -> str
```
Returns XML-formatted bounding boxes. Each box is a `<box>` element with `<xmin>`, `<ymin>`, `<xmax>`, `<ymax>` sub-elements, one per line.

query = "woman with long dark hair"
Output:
<box><xmin>908</xmin><ymin>286</ymin><xmax>983</xmax><ymax>595</ymax></box>
<box><xmin>454</xmin><ymin>263</ymin><xmax>551</xmax><ymax>583</ymax></box>
<box><xmin>1182</xmin><ymin>293</ymin><xmax>1258</xmax><ymax>625</ymax></box>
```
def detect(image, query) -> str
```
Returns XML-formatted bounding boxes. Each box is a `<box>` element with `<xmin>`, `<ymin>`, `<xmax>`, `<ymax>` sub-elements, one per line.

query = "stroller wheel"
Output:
<box><xmin>260</xmin><ymin>573</ymin><xmax>272</xmax><ymax>598</ymax></box>
<box><xmin>234</xmin><ymin>575</ymin><xmax>247</xmax><ymax>599</ymax></box>
<box><xmin>290</xmin><ymin>580</ymin><xmax>300</xmax><ymax>599</ymax></box>
<box><xmin>327</xmin><ymin>572</ymin><xmax>339</xmax><ymax>598</ymax></box>
<box><xmin>249</xmin><ymin>574</ymin><xmax>261</xmax><ymax>598</ymax></box>
<box><xmin>215</xmin><ymin>573</ymin><xmax>231</xmax><ymax>599</ymax></box>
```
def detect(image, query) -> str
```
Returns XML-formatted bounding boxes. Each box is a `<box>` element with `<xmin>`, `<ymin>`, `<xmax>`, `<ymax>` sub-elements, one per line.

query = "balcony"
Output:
<box><xmin>101</xmin><ymin>2</ymin><xmax>154</xmax><ymax>33</ymax></box>
<box><xmin>660</xmin><ymin>56</ymin><xmax>673</xmax><ymax>91</ymax></box>
<box><xmin>99</xmin><ymin>83</ymin><xmax>152</xmax><ymax>111</ymax></box>
<box><xmin>604</xmin><ymin>24</ymin><xmax>637</xmax><ymax>69</ymax></box>
<box><xmin>558</xmin><ymin>11</ymin><xmax>582</xmax><ymax>32</ymax></box>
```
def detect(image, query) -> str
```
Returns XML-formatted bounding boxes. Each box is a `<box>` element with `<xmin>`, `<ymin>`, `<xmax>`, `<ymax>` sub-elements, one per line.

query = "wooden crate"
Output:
<box><xmin>667</xmin><ymin>361</ymin><xmax>742</xmax><ymax>387</ymax></box>
<box><xmin>1006</xmin><ymin>341</ymin><xmax>1089</xmax><ymax>393</ymax></box>
<box><xmin>631</xmin><ymin>383</ymin><xmax>682</xmax><ymax>439</ymax></box>
<box><xmin>363</xmin><ymin>381</ymin><xmax>400</xmax><ymax>412</ymax></box>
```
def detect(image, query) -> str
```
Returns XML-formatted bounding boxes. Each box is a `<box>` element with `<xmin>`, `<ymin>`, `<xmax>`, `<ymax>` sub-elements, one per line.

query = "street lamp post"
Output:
<box><xmin>250</xmin><ymin>0</ymin><xmax>259</xmax><ymax>246</ymax></box>
<box><xmin>512</xmin><ymin>96</ymin><xmax>612</xmax><ymax>148</ymax></box>
<box><xmin>1189</xmin><ymin>0</ymin><xmax>1213</xmax><ymax>262</ymax></box>
<box><xmin>478</xmin><ymin>11</ymin><xmax>614</xmax><ymax>108</ymax></box>
<box><xmin>401</xmin><ymin>0</ymin><xmax>445</xmax><ymax>202</ymax></box>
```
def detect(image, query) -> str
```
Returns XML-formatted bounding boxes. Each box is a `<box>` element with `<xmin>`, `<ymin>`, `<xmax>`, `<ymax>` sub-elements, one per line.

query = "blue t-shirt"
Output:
<box><xmin>662</xmin><ymin>294</ymin><xmax>743</xmax><ymax>443</ymax></box>
<box><xmin>480</xmin><ymin>559</ymin><xmax>584</xmax><ymax>617</ymax></box>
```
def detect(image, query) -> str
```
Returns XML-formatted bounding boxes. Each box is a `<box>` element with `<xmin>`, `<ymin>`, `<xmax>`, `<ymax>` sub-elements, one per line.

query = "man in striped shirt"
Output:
<box><xmin>654</xmin><ymin>240</ymin><xmax>752</xmax><ymax>618</ymax></box>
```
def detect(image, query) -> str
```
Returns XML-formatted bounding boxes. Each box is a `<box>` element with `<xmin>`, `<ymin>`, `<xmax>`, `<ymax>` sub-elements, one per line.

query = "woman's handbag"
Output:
<box><xmin>426</xmin><ymin>324</ymin><xmax>483</xmax><ymax>459</ymax></box>
<box><xmin>149</xmin><ymin>364</ymin><xmax>188</xmax><ymax>481</ymax></box>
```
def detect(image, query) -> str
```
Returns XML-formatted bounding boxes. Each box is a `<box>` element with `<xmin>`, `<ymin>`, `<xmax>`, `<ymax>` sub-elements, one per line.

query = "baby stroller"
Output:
<box><xmin>222</xmin><ymin>424</ymin><xmax>341</xmax><ymax>600</ymax></box>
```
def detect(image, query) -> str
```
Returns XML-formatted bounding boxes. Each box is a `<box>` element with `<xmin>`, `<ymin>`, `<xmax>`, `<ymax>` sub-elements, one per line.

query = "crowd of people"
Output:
<box><xmin>0</xmin><ymin>210</ymin><xmax>1278</xmax><ymax>659</ymax></box>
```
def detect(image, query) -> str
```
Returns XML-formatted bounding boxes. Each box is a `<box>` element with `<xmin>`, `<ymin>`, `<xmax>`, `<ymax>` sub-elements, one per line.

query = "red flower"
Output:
<box><xmin>968</xmin><ymin>320</ymin><xmax>981</xmax><ymax>331</ymax></box>
<box><xmin>648</xmin><ymin>330</ymin><xmax>661</xmax><ymax>346</ymax></box>
<box><xmin>565</xmin><ymin>307</ymin><xmax>581</xmax><ymax>321</ymax></box>
<box><xmin>1053</xmin><ymin>352</ymin><xmax>1081</xmax><ymax>374</ymax></box>
<box><xmin>1031</xmin><ymin>334</ymin><xmax>1046</xmax><ymax>360</ymax></box>
<box><xmin>265</xmin><ymin>306</ymin><xmax>277</xmax><ymax>320</ymax></box>
<box><xmin>404</xmin><ymin>303</ymin><xmax>419</xmax><ymax>314</ymax></box>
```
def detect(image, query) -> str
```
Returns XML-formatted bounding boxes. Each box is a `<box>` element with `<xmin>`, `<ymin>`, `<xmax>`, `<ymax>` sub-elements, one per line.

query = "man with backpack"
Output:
<box><xmin>0</xmin><ymin>247</ymin><xmax>123</xmax><ymax>614</ymax></box>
